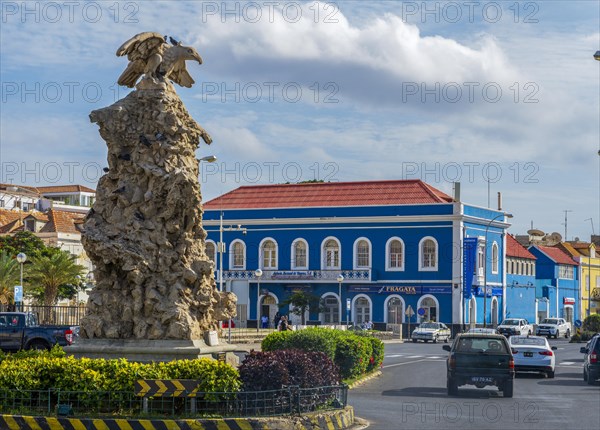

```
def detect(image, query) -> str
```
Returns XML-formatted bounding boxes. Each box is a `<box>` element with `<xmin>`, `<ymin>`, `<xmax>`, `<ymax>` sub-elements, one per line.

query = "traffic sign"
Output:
<box><xmin>417</xmin><ymin>307</ymin><xmax>426</xmax><ymax>316</ymax></box>
<box><xmin>405</xmin><ymin>305</ymin><xmax>414</xmax><ymax>317</ymax></box>
<box><xmin>13</xmin><ymin>286</ymin><xmax>23</xmax><ymax>302</ymax></box>
<box><xmin>574</xmin><ymin>319</ymin><xmax>582</xmax><ymax>328</ymax></box>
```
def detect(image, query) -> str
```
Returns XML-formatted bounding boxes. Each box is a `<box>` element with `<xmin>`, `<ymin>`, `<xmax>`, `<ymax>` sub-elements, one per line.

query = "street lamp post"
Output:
<box><xmin>337</xmin><ymin>274</ymin><xmax>344</xmax><ymax>326</ymax></box>
<box><xmin>483</xmin><ymin>213</ymin><xmax>513</xmax><ymax>328</ymax></box>
<box><xmin>16</xmin><ymin>253</ymin><xmax>27</xmax><ymax>311</ymax></box>
<box><xmin>255</xmin><ymin>269</ymin><xmax>263</xmax><ymax>332</ymax></box>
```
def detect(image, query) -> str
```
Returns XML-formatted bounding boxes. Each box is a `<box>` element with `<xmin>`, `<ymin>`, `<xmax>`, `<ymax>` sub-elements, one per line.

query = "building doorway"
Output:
<box><xmin>491</xmin><ymin>297</ymin><xmax>499</xmax><ymax>327</ymax></box>
<box><xmin>260</xmin><ymin>294</ymin><xmax>278</xmax><ymax>328</ymax></box>
<box><xmin>418</xmin><ymin>296</ymin><xmax>438</xmax><ymax>323</ymax></box>
<box><xmin>354</xmin><ymin>297</ymin><xmax>371</xmax><ymax>325</ymax></box>
<box><xmin>321</xmin><ymin>295</ymin><xmax>339</xmax><ymax>324</ymax></box>
<box><xmin>387</xmin><ymin>297</ymin><xmax>404</xmax><ymax>324</ymax></box>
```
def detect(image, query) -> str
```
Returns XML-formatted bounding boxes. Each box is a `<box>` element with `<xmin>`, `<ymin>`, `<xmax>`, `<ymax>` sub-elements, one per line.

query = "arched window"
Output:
<box><xmin>322</xmin><ymin>238</ymin><xmax>340</xmax><ymax>269</ymax></box>
<box><xmin>261</xmin><ymin>239</ymin><xmax>277</xmax><ymax>269</ymax></box>
<box><xmin>205</xmin><ymin>241</ymin><xmax>216</xmax><ymax>263</ymax></box>
<box><xmin>419</xmin><ymin>237</ymin><xmax>438</xmax><ymax>271</ymax></box>
<box><xmin>386</xmin><ymin>296</ymin><xmax>404</xmax><ymax>324</ymax></box>
<box><xmin>492</xmin><ymin>242</ymin><xmax>499</xmax><ymax>274</ymax></box>
<box><xmin>386</xmin><ymin>238</ymin><xmax>404</xmax><ymax>271</ymax></box>
<box><xmin>417</xmin><ymin>295</ymin><xmax>438</xmax><ymax>323</ymax></box>
<box><xmin>354</xmin><ymin>238</ymin><xmax>371</xmax><ymax>269</ymax></box>
<box><xmin>292</xmin><ymin>239</ymin><xmax>308</xmax><ymax>269</ymax></box>
<box><xmin>231</xmin><ymin>240</ymin><xmax>245</xmax><ymax>269</ymax></box>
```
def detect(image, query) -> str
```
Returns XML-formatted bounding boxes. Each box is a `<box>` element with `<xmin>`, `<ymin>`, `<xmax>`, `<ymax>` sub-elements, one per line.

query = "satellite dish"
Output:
<box><xmin>527</xmin><ymin>229</ymin><xmax>545</xmax><ymax>236</ymax></box>
<box><xmin>545</xmin><ymin>232</ymin><xmax>563</xmax><ymax>246</ymax></box>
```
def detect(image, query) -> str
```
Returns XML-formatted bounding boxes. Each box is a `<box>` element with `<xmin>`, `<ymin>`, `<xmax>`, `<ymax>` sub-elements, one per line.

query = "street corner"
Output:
<box><xmin>348</xmin><ymin>370</ymin><xmax>382</xmax><ymax>389</ymax></box>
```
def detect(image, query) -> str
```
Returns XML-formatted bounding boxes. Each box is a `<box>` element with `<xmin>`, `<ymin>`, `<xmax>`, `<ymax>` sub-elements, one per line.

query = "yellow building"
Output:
<box><xmin>560</xmin><ymin>242</ymin><xmax>600</xmax><ymax>318</ymax></box>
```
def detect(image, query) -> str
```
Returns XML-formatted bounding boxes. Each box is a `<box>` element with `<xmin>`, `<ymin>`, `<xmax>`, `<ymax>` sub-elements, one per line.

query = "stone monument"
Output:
<box><xmin>68</xmin><ymin>32</ymin><xmax>237</xmax><ymax>363</ymax></box>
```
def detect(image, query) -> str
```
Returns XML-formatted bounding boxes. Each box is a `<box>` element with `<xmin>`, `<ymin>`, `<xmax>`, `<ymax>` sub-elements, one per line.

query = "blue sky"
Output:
<box><xmin>1</xmin><ymin>1</ymin><xmax>599</xmax><ymax>241</ymax></box>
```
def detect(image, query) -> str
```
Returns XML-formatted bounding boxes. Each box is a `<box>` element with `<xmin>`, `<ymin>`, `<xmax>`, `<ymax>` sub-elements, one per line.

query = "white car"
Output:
<box><xmin>509</xmin><ymin>335</ymin><xmax>557</xmax><ymax>378</ymax></box>
<box><xmin>536</xmin><ymin>318</ymin><xmax>571</xmax><ymax>339</ymax></box>
<box><xmin>411</xmin><ymin>322</ymin><xmax>451</xmax><ymax>343</ymax></box>
<box><xmin>497</xmin><ymin>318</ymin><xmax>532</xmax><ymax>337</ymax></box>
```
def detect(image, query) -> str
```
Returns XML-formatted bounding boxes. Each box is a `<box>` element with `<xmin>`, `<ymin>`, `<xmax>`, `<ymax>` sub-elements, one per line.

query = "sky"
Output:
<box><xmin>0</xmin><ymin>0</ymin><xmax>599</xmax><ymax>241</ymax></box>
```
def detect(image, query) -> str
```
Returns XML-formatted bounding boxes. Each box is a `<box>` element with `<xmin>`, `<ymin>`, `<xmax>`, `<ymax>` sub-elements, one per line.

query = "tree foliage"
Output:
<box><xmin>0</xmin><ymin>252</ymin><xmax>20</xmax><ymax>305</ymax></box>
<box><xmin>26</xmin><ymin>249</ymin><xmax>86</xmax><ymax>306</ymax></box>
<box><xmin>280</xmin><ymin>291</ymin><xmax>322</xmax><ymax>324</ymax></box>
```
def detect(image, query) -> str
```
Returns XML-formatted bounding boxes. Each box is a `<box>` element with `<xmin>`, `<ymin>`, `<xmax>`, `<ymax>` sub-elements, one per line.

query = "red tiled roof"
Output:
<box><xmin>37</xmin><ymin>185</ymin><xmax>95</xmax><ymax>194</ymax></box>
<box><xmin>204</xmin><ymin>180</ymin><xmax>454</xmax><ymax>209</ymax></box>
<box><xmin>0</xmin><ymin>183</ymin><xmax>40</xmax><ymax>195</ymax></box>
<box><xmin>39</xmin><ymin>209</ymin><xmax>85</xmax><ymax>234</ymax></box>
<box><xmin>0</xmin><ymin>208</ymin><xmax>24</xmax><ymax>226</ymax></box>
<box><xmin>506</xmin><ymin>235</ymin><xmax>536</xmax><ymax>260</ymax></box>
<box><xmin>535</xmin><ymin>245</ymin><xmax>579</xmax><ymax>266</ymax></box>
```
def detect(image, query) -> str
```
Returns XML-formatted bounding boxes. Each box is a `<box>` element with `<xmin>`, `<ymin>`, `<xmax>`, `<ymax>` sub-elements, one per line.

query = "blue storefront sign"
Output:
<box><xmin>348</xmin><ymin>285</ymin><xmax>451</xmax><ymax>294</ymax></box>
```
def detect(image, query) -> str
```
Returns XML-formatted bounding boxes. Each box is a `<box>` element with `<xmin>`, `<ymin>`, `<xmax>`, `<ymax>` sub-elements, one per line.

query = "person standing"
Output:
<box><xmin>261</xmin><ymin>314</ymin><xmax>268</xmax><ymax>329</ymax></box>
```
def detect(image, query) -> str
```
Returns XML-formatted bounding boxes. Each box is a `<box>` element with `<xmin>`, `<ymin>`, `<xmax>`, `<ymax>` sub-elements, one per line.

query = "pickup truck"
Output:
<box><xmin>497</xmin><ymin>318</ymin><xmax>532</xmax><ymax>337</ymax></box>
<box><xmin>0</xmin><ymin>312</ymin><xmax>75</xmax><ymax>352</ymax></box>
<box><xmin>536</xmin><ymin>318</ymin><xmax>571</xmax><ymax>339</ymax></box>
<box><xmin>443</xmin><ymin>333</ymin><xmax>515</xmax><ymax>397</ymax></box>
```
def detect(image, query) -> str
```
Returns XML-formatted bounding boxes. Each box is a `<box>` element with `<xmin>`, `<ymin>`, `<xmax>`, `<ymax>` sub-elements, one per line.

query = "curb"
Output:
<box><xmin>0</xmin><ymin>408</ymin><xmax>354</xmax><ymax>429</ymax></box>
<box><xmin>348</xmin><ymin>370</ymin><xmax>382</xmax><ymax>389</ymax></box>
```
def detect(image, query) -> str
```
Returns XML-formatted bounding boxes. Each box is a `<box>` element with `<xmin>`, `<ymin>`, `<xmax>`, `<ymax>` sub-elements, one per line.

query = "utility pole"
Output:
<box><xmin>562</xmin><ymin>210</ymin><xmax>573</xmax><ymax>241</ymax></box>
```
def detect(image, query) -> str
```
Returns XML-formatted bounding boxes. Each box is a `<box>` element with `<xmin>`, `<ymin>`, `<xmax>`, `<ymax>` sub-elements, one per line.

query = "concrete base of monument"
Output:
<box><xmin>65</xmin><ymin>338</ymin><xmax>240</xmax><ymax>366</ymax></box>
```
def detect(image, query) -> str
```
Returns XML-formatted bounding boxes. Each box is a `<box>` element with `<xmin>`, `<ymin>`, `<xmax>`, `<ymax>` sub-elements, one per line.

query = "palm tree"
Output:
<box><xmin>26</xmin><ymin>249</ymin><xmax>86</xmax><ymax>308</ymax></box>
<box><xmin>0</xmin><ymin>252</ymin><xmax>20</xmax><ymax>307</ymax></box>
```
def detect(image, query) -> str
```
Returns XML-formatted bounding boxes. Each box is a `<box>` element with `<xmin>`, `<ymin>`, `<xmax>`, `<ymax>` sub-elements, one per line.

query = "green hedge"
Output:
<box><xmin>262</xmin><ymin>328</ymin><xmax>384</xmax><ymax>379</ymax></box>
<box><xmin>0</xmin><ymin>347</ymin><xmax>241</xmax><ymax>392</ymax></box>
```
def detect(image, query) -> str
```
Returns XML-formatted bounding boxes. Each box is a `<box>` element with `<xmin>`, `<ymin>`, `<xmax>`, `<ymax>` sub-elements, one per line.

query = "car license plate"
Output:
<box><xmin>471</xmin><ymin>376</ymin><xmax>493</xmax><ymax>383</ymax></box>
<box><xmin>524</xmin><ymin>352</ymin><xmax>533</xmax><ymax>357</ymax></box>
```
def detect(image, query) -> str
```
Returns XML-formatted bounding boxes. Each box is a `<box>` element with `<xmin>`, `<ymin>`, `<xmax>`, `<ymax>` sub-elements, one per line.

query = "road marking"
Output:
<box><xmin>426</xmin><ymin>356</ymin><xmax>441</xmax><ymax>359</ymax></box>
<box><xmin>385</xmin><ymin>354</ymin><xmax>404</xmax><ymax>358</ymax></box>
<box><xmin>560</xmin><ymin>361</ymin><xmax>575</xmax><ymax>365</ymax></box>
<box><xmin>383</xmin><ymin>359</ymin><xmax>428</xmax><ymax>368</ymax></box>
<box><xmin>405</xmin><ymin>355</ymin><xmax>423</xmax><ymax>358</ymax></box>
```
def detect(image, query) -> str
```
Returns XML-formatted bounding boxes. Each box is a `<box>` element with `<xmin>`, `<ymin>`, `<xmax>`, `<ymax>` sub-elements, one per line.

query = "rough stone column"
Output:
<box><xmin>80</xmin><ymin>86</ymin><xmax>235</xmax><ymax>340</ymax></box>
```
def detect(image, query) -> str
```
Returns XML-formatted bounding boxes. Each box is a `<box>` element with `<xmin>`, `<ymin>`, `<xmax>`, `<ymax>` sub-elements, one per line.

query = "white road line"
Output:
<box><xmin>385</xmin><ymin>354</ymin><xmax>404</xmax><ymax>358</ymax></box>
<box><xmin>560</xmin><ymin>361</ymin><xmax>575</xmax><ymax>365</ymax></box>
<box><xmin>405</xmin><ymin>355</ymin><xmax>423</xmax><ymax>358</ymax></box>
<box><xmin>427</xmin><ymin>356</ymin><xmax>441</xmax><ymax>359</ymax></box>
<box><xmin>383</xmin><ymin>359</ymin><xmax>428</xmax><ymax>368</ymax></box>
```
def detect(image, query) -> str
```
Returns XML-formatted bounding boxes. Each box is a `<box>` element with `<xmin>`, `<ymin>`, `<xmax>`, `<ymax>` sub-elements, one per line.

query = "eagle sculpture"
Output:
<box><xmin>116</xmin><ymin>32</ymin><xmax>203</xmax><ymax>88</ymax></box>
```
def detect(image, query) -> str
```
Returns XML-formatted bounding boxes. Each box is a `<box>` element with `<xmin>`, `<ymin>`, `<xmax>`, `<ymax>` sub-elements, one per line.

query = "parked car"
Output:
<box><xmin>509</xmin><ymin>335</ymin><xmax>556</xmax><ymax>378</ymax></box>
<box><xmin>497</xmin><ymin>318</ymin><xmax>532</xmax><ymax>337</ymax></box>
<box><xmin>411</xmin><ymin>322</ymin><xmax>451</xmax><ymax>343</ymax></box>
<box><xmin>536</xmin><ymin>318</ymin><xmax>571</xmax><ymax>338</ymax></box>
<box><xmin>0</xmin><ymin>312</ymin><xmax>75</xmax><ymax>352</ymax></box>
<box><xmin>580</xmin><ymin>333</ymin><xmax>600</xmax><ymax>385</ymax></box>
<box><xmin>443</xmin><ymin>333</ymin><xmax>515</xmax><ymax>397</ymax></box>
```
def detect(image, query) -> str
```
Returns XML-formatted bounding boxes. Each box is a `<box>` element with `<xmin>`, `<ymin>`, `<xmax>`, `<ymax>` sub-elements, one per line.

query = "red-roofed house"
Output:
<box><xmin>203</xmin><ymin>179</ymin><xmax>512</xmax><ymax>330</ymax></box>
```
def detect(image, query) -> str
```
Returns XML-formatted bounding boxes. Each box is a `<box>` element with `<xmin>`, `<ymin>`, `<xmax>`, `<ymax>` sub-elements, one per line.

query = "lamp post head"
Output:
<box><xmin>337</xmin><ymin>274</ymin><xmax>344</xmax><ymax>283</ymax></box>
<box><xmin>199</xmin><ymin>155</ymin><xmax>217</xmax><ymax>163</ymax></box>
<box><xmin>16</xmin><ymin>253</ymin><xmax>27</xmax><ymax>263</ymax></box>
<box><xmin>254</xmin><ymin>269</ymin><xmax>263</xmax><ymax>278</ymax></box>
<box><xmin>594</xmin><ymin>50</ymin><xmax>600</xmax><ymax>61</ymax></box>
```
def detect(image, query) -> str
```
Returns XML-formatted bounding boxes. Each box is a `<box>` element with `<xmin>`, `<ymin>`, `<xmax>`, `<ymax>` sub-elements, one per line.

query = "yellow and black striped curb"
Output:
<box><xmin>0</xmin><ymin>408</ymin><xmax>354</xmax><ymax>430</ymax></box>
<box><xmin>348</xmin><ymin>370</ymin><xmax>382</xmax><ymax>389</ymax></box>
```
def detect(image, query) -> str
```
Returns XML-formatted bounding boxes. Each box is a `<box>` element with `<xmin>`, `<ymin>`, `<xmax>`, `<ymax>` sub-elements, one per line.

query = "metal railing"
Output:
<box><xmin>0</xmin><ymin>386</ymin><xmax>348</xmax><ymax>418</ymax></box>
<box><xmin>0</xmin><ymin>304</ymin><xmax>85</xmax><ymax>326</ymax></box>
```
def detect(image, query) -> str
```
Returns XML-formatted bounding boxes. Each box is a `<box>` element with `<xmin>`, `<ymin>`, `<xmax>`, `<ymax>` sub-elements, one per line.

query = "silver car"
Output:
<box><xmin>509</xmin><ymin>335</ymin><xmax>557</xmax><ymax>378</ymax></box>
<box><xmin>411</xmin><ymin>322</ymin><xmax>451</xmax><ymax>343</ymax></box>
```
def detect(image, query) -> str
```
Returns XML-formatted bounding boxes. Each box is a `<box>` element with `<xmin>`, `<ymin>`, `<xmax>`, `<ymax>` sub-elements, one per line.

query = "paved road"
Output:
<box><xmin>349</xmin><ymin>338</ymin><xmax>600</xmax><ymax>430</ymax></box>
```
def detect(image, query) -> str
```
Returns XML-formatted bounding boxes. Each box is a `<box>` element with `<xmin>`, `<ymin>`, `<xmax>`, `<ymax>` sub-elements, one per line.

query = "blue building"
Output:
<box><xmin>528</xmin><ymin>245</ymin><xmax>580</xmax><ymax>325</ymax></box>
<box><xmin>202</xmin><ymin>180</ymin><xmax>512</xmax><ymax>330</ymax></box>
<box><xmin>505</xmin><ymin>234</ymin><xmax>537</xmax><ymax>324</ymax></box>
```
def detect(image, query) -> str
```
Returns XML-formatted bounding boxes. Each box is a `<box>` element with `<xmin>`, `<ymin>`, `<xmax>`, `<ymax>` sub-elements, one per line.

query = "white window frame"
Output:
<box><xmin>353</xmin><ymin>237</ymin><xmax>372</xmax><ymax>270</ymax></box>
<box><xmin>205</xmin><ymin>240</ymin><xmax>217</xmax><ymax>264</ymax></box>
<box><xmin>385</xmin><ymin>237</ymin><xmax>405</xmax><ymax>271</ymax></box>
<box><xmin>291</xmin><ymin>238</ymin><xmax>309</xmax><ymax>270</ymax></box>
<box><xmin>351</xmin><ymin>294</ymin><xmax>372</xmax><ymax>325</ymax></box>
<box><xmin>491</xmin><ymin>242</ymin><xmax>499</xmax><ymax>274</ymax></box>
<box><xmin>229</xmin><ymin>239</ymin><xmax>246</xmax><ymax>270</ymax></box>
<box><xmin>418</xmin><ymin>236</ymin><xmax>438</xmax><ymax>271</ymax></box>
<box><xmin>384</xmin><ymin>295</ymin><xmax>405</xmax><ymax>324</ymax></box>
<box><xmin>259</xmin><ymin>238</ymin><xmax>278</xmax><ymax>270</ymax></box>
<box><xmin>321</xmin><ymin>236</ymin><xmax>341</xmax><ymax>270</ymax></box>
